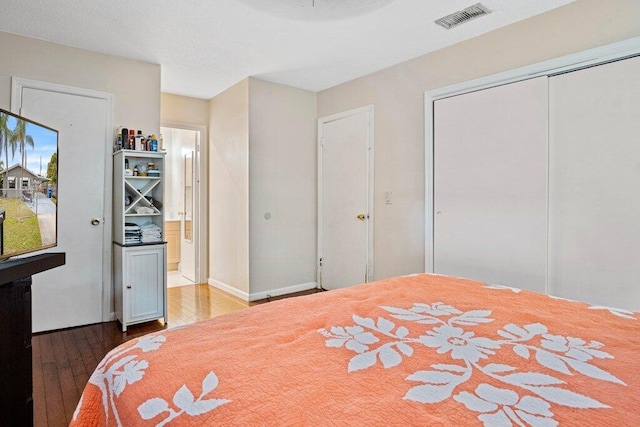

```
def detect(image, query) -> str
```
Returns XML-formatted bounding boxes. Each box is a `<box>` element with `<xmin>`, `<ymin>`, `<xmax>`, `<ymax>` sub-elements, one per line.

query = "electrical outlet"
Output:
<box><xmin>384</xmin><ymin>191</ymin><xmax>392</xmax><ymax>205</ymax></box>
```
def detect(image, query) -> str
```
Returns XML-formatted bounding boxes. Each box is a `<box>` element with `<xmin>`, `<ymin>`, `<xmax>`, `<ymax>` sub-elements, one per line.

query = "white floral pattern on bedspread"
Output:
<box><xmin>318</xmin><ymin>301</ymin><xmax>628</xmax><ymax>427</ymax></box>
<box><xmin>73</xmin><ymin>333</ymin><xmax>229</xmax><ymax>426</ymax></box>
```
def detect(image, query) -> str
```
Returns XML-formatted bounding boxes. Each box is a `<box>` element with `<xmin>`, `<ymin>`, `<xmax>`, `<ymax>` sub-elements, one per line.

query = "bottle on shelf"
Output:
<box><xmin>114</xmin><ymin>128</ymin><xmax>164</xmax><ymax>153</ymax></box>
<box><xmin>124</xmin><ymin>159</ymin><xmax>132</xmax><ymax>176</ymax></box>
<box><xmin>135</xmin><ymin>130</ymin><xmax>144</xmax><ymax>151</ymax></box>
<box><xmin>115</xmin><ymin>126</ymin><xmax>123</xmax><ymax>152</ymax></box>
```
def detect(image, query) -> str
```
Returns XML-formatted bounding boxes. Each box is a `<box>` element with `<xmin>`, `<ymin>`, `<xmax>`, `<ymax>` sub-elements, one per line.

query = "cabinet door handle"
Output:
<box><xmin>126</xmin><ymin>285</ymin><xmax>132</xmax><ymax>289</ymax></box>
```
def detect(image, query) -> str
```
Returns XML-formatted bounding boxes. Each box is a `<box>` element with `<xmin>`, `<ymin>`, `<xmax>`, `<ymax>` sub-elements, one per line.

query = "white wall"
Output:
<box><xmin>162</xmin><ymin>128</ymin><xmax>181</xmax><ymax>221</ymax></box>
<box><xmin>161</xmin><ymin>128</ymin><xmax>198</xmax><ymax>221</ymax></box>
<box><xmin>0</xmin><ymin>32</ymin><xmax>160</xmax><ymax>131</ymax></box>
<box><xmin>317</xmin><ymin>0</ymin><xmax>640</xmax><ymax>281</ymax></box>
<box><xmin>207</xmin><ymin>78</ymin><xmax>317</xmax><ymax>300</ymax></box>
<box><xmin>208</xmin><ymin>79</ymin><xmax>250</xmax><ymax>294</ymax></box>
<box><xmin>248</xmin><ymin>78</ymin><xmax>317</xmax><ymax>298</ymax></box>
<box><xmin>161</xmin><ymin>93</ymin><xmax>210</xmax><ymax>127</ymax></box>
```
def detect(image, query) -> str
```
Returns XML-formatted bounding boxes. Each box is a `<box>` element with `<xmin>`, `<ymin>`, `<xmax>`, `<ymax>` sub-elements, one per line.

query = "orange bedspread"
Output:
<box><xmin>71</xmin><ymin>274</ymin><xmax>640</xmax><ymax>426</ymax></box>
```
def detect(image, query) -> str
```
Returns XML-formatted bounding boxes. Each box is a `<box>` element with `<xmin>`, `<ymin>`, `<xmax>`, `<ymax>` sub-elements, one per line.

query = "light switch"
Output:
<box><xmin>384</xmin><ymin>191</ymin><xmax>392</xmax><ymax>205</ymax></box>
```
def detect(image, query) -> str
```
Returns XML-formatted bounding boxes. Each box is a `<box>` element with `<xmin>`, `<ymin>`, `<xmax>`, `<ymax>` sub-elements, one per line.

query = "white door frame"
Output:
<box><xmin>424</xmin><ymin>36</ymin><xmax>640</xmax><ymax>274</ymax></box>
<box><xmin>11</xmin><ymin>77</ymin><xmax>114</xmax><ymax>321</ymax></box>
<box><xmin>161</xmin><ymin>121</ymin><xmax>208</xmax><ymax>283</ymax></box>
<box><xmin>317</xmin><ymin>105</ymin><xmax>374</xmax><ymax>287</ymax></box>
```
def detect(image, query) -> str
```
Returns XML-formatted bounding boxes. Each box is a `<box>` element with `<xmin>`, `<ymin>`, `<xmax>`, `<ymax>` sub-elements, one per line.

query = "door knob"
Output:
<box><xmin>357</xmin><ymin>214</ymin><xmax>366</xmax><ymax>221</ymax></box>
<box><xmin>91</xmin><ymin>218</ymin><xmax>101</xmax><ymax>226</ymax></box>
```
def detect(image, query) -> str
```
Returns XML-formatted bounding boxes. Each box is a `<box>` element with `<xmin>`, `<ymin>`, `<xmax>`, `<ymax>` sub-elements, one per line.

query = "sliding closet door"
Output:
<box><xmin>548</xmin><ymin>56</ymin><xmax>640</xmax><ymax>311</ymax></box>
<box><xmin>433</xmin><ymin>77</ymin><xmax>548</xmax><ymax>292</ymax></box>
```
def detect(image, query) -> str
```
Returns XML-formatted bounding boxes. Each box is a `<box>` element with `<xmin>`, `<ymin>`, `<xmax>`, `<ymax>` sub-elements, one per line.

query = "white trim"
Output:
<box><xmin>317</xmin><ymin>104</ymin><xmax>375</xmax><ymax>288</ymax></box>
<box><xmin>208</xmin><ymin>278</ymin><xmax>249</xmax><ymax>301</ymax></box>
<box><xmin>11</xmin><ymin>78</ymin><xmax>115</xmax><ymax>107</ymax></box>
<box><xmin>543</xmin><ymin>78</ymin><xmax>550</xmax><ymax>296</ymax></box>
<box><xmin>208</xmin><ymin>279</ymin><xmax>318</xmax><ymax>302</ymax></box>
<box><xmin>317</xmin><ymin>119</ymin><xmax>322</xmax><ymax>287</ymax></box>
<box><xmin>424</xmin><ymin>96</ymin><xmax>434</xmax><ymax>273</ymax></box>
<box><xmin>248</xmin><ymin>282</ymin><xmax>318</xmax><ymax>302</ymax></box>
<box><xmin>367</xmin><ymin>107</ymin><xmax>375</xmax><ymax>282</ymax></box>
<box><xmin>317</xmin><ymin>116</ymin><xmax>322</xmax><ymax>287</ymax></box>
<box><xmin>424</xmin><ymin>35</ymin><xmax>640</xmax><ymax>275</ymax></box>
<box><xmin>160</xmin><ymin>121</ymin><xmax>208</xmax><ymax>284</ymax></box>
<box><xmin>319</xmin><ymin>104</ymin><xmax>373</xmax><ymax>124</ymax></box>
<box><xmin>11</xmin><ymin>77</ymin><xmax>115</xmax><ymax>322</ymax></box>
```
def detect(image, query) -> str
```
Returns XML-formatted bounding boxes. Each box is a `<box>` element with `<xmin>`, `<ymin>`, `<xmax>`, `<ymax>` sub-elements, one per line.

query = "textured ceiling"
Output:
<box><xmin>0</xmin><ymin>0</ymin><xmax>577</xmax><ymax>99</ymax></box>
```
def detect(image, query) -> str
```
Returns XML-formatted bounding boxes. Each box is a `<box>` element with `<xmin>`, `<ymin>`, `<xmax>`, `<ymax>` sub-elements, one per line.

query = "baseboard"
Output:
<box><xmin>248</xmin><ymin>282</ymin><xmax>318</xmax><ymax>302</ymax></box>
<box><xmin>207</xmin><ymin>279</ymin><xmax>318</xmax><ymax>302</ymax></box>
<box><xmin>207</xmin><ymin>278</ymin><xmax>250</xmax><ymax>301</ymax></box>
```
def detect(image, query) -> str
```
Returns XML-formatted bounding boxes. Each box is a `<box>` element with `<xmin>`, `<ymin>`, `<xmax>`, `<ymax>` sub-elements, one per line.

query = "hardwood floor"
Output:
<box><xmin>32</xmin><ymin>284</ymin><xmax>319</xmax><ymax>426</ymax></box>
<box><xmin>33</xmin><ymin>321</ymin><xmax>160</xmax><ymax>426</ymax></box>
<box><xmin>167</xmin><ymin>282</ymin><xmax>250</xmax><ymax>328</ymax></box>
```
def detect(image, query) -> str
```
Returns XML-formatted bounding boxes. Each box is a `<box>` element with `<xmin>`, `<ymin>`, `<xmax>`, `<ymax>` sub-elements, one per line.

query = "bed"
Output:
<box><xmin>71</xmin><ymin>273</ymin><xmax>640</xmax><ymax>425</ymax></box>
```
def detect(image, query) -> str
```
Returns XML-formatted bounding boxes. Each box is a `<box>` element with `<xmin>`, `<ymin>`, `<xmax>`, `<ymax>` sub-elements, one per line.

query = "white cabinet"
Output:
<box><xmin>114</xmin><ymin>244</ymin><xmax>167</xmax><ymax>331</ymax></box>
<box><xmin>113</xmin><ymin>149</ymin><xmax>167</xmax><ymax>331</ymax></box>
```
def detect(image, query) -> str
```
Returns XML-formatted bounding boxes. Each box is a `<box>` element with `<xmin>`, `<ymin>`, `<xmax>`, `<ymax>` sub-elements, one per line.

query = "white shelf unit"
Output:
<box><xmin>113</xmin><ymin>150</ymin><xmax>166</xmax><ymax>245</ymax></box>
<box><xmin>113</xmin><ymin>149</ymin><xmax>167</xmax><ymax>331</ymax></box>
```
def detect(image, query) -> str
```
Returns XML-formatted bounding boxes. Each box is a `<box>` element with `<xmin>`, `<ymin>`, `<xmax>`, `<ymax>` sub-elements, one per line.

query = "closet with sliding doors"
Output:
<box><xmin>431</xmin><ymin>52</ymin><xmax>640</xmax><ymax>312</ymax></box>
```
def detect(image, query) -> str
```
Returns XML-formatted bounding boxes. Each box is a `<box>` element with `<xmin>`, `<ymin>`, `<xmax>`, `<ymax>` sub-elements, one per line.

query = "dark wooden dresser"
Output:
<box><xmin>0</xmin><ymin>253</ymin><xmax>65</xmax><ymax>426</ymax></box>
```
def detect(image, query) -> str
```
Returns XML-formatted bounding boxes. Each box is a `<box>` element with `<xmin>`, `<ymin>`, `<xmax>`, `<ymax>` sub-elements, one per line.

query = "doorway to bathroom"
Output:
<box><xmin>161</xmin><ymin>124</ymin><xmax>206</xmax><ymax>287</ymax></box>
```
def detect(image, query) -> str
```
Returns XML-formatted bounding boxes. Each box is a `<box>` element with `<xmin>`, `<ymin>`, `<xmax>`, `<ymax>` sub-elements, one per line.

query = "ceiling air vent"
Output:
<box><xmin>435</xmin><ymin>3</ymin><xmax>491</xmax><ymax>29</ymax></box>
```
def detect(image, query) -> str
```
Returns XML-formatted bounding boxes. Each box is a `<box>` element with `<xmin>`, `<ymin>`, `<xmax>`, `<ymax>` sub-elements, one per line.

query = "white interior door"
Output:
<box><xmin>18</xmin><ymin>86</ymin><xmax>110</xmax><ymax>332</ymax></box>
<box><xmin>181</xmin><ymin>149</ymin><xmax>196</xmax><ymax>282</ymax></box>
<box><xmin>319</xmin><ymin>106</ymin><xmax>373</xmax><ymax>290</ymax></box>
<box><xmin>433</xmin><ymin>77</ymin><xmax>548</xmax><ymax>292</ymax></box>
<box><xmin>548</xmin><ymin>56</ymin><xmax>640</xmax><ymax>311</ymax></box>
